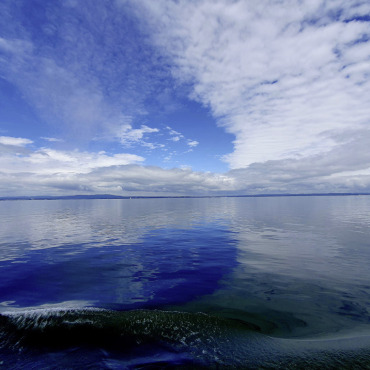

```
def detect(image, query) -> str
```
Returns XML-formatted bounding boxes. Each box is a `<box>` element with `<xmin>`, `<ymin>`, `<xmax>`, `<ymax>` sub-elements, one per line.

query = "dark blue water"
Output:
<box><xmin>1</xmin><ymin>197</ymin><xmax>370</xmax><ymax>368</ymax></box>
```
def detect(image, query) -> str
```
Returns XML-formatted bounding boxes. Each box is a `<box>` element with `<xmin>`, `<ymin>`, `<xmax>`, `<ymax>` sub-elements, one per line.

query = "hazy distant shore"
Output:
<box><xmin>1</xmin><ymin>192</ymin><xmax>370</xmax><ymax>201</ymax></box>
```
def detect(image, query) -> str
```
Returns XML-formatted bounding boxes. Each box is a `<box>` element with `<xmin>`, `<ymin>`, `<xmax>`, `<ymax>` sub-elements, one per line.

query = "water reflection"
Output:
<box><xmin>0</xmin><ymin>198</ymin><xmax>234</xmax><ymax>259</ymax></box>
<box><xmin>0</xmin><ymin>199</ymin><xmax>239</xmax><ymax>308</ymax></box>
<box><xmin>1</xmin><ymin>197</ymin><xmax>370</xmax><ymax>337</ymax></box>
<box><xmin>189</xmin><ymin>196</ymin><xmax>370</xmax><ymax>336</ymax></box>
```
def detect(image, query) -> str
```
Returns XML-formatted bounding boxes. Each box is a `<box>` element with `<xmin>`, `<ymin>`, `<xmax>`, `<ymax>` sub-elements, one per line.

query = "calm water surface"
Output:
<box><xmin>0</xmin><ymin>196</ymin><xmax>370</xmax><ymax>368</ymax></box>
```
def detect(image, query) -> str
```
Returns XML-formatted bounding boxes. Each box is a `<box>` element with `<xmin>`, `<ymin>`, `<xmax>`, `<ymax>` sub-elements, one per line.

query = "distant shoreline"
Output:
<box><xmin>1</xmin><ymin>193</ymin><xmax>369</xmax><ymax>201</ymax></box>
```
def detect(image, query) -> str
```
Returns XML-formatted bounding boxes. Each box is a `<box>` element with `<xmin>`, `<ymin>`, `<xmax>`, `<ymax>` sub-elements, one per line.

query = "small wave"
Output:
<box><xmin>1</xmin><ymin>308</ymin><xmax>370</xmax><ymax>369</ymax></box>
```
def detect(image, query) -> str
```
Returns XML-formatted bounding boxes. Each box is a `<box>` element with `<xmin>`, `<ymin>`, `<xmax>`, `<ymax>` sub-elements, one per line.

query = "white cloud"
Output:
<box><xmin>41</xmin><ymin>137</ymin><xmax>64</xmax><ymax>143</ymax></box>
<box><xmin>0</xmin><ymin>147</ymin><xmax>144</xmax><ymax>176</ymax></box>
<box><xmin>86</xmin><ymin>165</ymin><xmax>234</xmax><ymax>194</ymax></box>
<box><xmin>0</xmin><ymin>136</ymin><xmax>33</xmax><ymax>146</ymax></box>
<box><xmin>1</xmin><ymin>37</ymin><xmax>111</xmax><ymax>139</ymax></box>
<box><xmin>1</xmin><ymin>1</ymin><xmax>370</xmax><ymax>196</ymax></box>
<box><xmin>166</xmin><ymin>126</ymin><xmax>183</xmax><ymax>137</ymax></box>
<box><xmin>2</xmin><ymin>131</ymin><xmax>370</xmax><ymax>196</ymax></box>
<box><xmin>165</xmin><ymin>125</ymin><xmax>199</xmax><ymax>148</ymax></box>
<box><xmin>226</xmin><ymin>128</ymin><xmax>370</xmax><ymax>194</ymax></box>
<box><xmin>0</xmin><ymin>161</ymin><xmax>235</xmax><ymax>197</ymax></box>
<box><xmin>142</xmin><ymin>142</ymin><xmax>165</xmax><ymax>150</ymax></box>
<box><xmin>0</xmin><ymin>36</ymin><xmax>33</xmax><ymax>55</ymax></box>
<box><xmin>0</xmin><ymin>3</ymin><xmax>171</xmax><ymax>144</ymax></box>
<box><xmin>187</xmin><ymin>140</ymin><xmax>199</xmax><ymax>148</ymax></box>
<box><xmin>117</xmin><ymin>124</ymin><xmax>159</xmax><ymax>146</ymax></box>
<box><xmin>136</xmin><ymin>0</ymin><xmax>370</xmax><ymax>169</ymax></box>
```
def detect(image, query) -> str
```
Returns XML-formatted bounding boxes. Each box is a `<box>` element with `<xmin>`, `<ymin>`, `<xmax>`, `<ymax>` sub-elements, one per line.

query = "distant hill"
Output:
<box><xmin>1</xmin><ymin>193</ymin><xmax>369</xmax><ymax>201</ymax></box>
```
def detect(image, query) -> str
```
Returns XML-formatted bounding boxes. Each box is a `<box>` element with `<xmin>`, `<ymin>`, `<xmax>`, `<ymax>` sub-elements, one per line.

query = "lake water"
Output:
<box><xmin>0</xmin><ymin>196</ymin><xmax>370</xmax><ymax>368</ymax></box>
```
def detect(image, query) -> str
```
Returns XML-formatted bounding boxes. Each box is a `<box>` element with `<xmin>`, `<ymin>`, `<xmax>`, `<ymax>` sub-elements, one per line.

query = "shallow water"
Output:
<box><xmin>0</xmin><ymin>196</ymin><xmax>370</xmax><ymax>368</ymax></box>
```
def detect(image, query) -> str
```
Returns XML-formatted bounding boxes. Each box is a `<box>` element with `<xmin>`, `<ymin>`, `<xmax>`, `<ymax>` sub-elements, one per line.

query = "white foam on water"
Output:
<box><xmin>0</xmin><ymin>300</ymin><xmax>99</xmax><ymax>316</ymax></box>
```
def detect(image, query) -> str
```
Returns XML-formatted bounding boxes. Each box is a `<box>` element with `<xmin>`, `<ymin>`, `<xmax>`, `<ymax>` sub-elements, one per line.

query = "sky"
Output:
<box><xmin>0</xmin><ymin>0</ymin><xmax>370</xmax><ymax>196</ymax></box>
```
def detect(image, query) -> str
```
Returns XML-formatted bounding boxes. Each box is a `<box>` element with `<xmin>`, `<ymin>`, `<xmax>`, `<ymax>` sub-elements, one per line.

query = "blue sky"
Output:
<box><xmin>0</xmin><ymin>0</ymin><xmax>370</xmax><ymax>196</ymax></box>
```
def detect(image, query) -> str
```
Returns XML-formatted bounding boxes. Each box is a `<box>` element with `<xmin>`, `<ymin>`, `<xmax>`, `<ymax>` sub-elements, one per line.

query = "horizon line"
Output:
<box><xmin>1</xmin><ymin>192</ymin><xmax>369</xmax><ymax>201</ymax></box>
